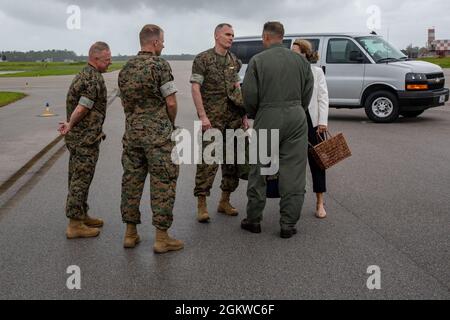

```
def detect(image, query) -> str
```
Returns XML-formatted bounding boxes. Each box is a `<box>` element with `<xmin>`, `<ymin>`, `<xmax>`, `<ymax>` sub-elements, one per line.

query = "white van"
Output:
<box><xmin>231</xmin><ymin>33</ymin><xmax>449</xmax><ymax>123</ymax></box>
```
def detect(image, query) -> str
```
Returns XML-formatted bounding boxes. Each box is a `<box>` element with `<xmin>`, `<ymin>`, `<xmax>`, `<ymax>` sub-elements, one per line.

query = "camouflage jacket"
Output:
<box><xmin>65</xmin><ymin>64</ymin><xmax>107</xmax><ymax>146</ymax></box>
<box><xmin>118</xmin><ymin>51</ymin><xmax>178</xmax><ymax>147</ymax></box>
<box><xmin>190</xmin><ymin>48</ymin><xmax>244</xmax><ymax>129</ymax></box>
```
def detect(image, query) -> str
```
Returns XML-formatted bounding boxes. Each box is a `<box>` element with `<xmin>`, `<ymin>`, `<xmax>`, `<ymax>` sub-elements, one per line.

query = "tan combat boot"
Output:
<box><xmin>153</xmin><ymin>229</ymin><xmax>184</xmax><ymax>254</ymax></box>
<box><xmin>217</xmin><ymin>191</ymin><xmax>238</xmax><ymax>216</ymax></box>
<box><xmin>123</xmin><ymin>223</ymin><xmax>141</xmax><ymax>249</ymax></box>
<box><xmin>66</xmin><ymin>219</ymin><xmax>100</xmax><ymax>239</ymax></box>
<box><xmin>197</xmin><ymin>196</ymin><xmax>210</xmax><ymax>223</ymax></box>
<box><xmin>84</xmin><ymin>215</ymin><xmax>104</xmax><ymax>228</ymax></box>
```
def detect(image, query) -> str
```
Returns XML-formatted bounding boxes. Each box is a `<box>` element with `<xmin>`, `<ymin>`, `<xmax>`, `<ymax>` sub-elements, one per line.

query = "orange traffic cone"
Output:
<box><xmin>40</xmin><ymin>102</ymin><xmax>56</xmax><ymax>117</ymax></box>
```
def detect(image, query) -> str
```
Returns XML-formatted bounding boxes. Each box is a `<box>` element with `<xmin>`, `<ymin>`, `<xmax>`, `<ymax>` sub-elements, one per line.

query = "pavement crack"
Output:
<box><xmin>327</xmin><ymin>191</ymin><xmax>450</xmax><ymax>294</ymax></box>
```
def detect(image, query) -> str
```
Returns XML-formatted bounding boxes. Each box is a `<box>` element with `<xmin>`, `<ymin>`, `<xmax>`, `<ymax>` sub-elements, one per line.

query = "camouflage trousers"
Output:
<box><xmin>194</xmin><ymin>124</ymin><xmax>241</xmax><ymax>198</ymax></box>
<box><xmin>121</xmin><ymin>140</ymin><xmax>179</xmax><ymax>230</ymax></box>
<box><xmin>66</xmin><ymin>142</ymin><xmax>100</xmax><ymax>220</ymax></box>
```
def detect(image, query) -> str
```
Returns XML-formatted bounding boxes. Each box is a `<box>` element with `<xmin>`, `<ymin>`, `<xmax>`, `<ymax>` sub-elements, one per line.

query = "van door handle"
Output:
<box><xmin>322</xmin><ymin>66</ymin><xmax>326</xmax><ymax>75</ymax></box>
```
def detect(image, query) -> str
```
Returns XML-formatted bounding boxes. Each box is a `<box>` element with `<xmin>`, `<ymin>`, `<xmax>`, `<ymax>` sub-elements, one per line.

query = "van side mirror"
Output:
<box><xmin>349</xmin><ymin>51</ymin><xmax>365</xmax><ymax>63</ymax></box>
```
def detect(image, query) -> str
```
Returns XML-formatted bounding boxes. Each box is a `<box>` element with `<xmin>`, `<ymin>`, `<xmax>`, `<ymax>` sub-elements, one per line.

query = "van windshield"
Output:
<box><xmin>356</xmin><ymin>37</ymin><xmax>407</xmax><ymax>63</ymax></box>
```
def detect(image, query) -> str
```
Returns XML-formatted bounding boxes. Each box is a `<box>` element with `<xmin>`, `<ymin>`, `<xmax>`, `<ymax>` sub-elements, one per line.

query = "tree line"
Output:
<box><xmin>0</xmin><ymin>50</ymin><xmax>195</xmax><ymax>62</ymax></box>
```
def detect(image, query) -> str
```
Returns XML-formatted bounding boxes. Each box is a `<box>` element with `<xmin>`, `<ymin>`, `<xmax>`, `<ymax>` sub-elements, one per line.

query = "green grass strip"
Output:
<box><xmin>0</xmin><ymin>92</ymin><xmax>27</xmax><ymax>108</ymax></box>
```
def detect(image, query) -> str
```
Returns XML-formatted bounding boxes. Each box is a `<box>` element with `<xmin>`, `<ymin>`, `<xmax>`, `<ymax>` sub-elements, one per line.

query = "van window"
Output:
<box><xmin>231</xmin><ymin>40</ymin><xmax>292</xmax><ymax>64</ymax></box>
<box><xmin>326</xmin><ymin>38</ymin><xmax>364</xmax><ymax>64</ymax></box>
<box><xmin>292</xmin><ymin>39</ymin><xmax>320</xmax><ymax>52</ymax></box>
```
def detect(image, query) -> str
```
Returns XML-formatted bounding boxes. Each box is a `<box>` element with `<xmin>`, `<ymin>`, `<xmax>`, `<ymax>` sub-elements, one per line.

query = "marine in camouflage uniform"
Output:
<box><xmin>65</xmin><ymin>63</ymin><xmax>107</xmax><ymax>221</ymax></box>
<box><xmin>118</xmin><ymin>51</ymin><xmax>179</xmax><ymax>231</ymax></box>
<box><xmin>191</xmin><ymin>47</ymin><xmax>245</xmax><ymax>218</ymax></box>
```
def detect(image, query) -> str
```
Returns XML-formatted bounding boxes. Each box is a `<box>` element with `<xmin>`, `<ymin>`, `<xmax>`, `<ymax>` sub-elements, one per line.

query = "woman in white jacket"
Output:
<box><xmin>292</xmin><ymin>39</ymin><xmax>329</xmax><ymax>219</ymax></box>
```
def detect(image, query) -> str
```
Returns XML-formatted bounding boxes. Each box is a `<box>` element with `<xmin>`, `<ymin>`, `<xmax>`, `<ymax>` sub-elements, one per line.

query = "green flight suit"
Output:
<box><xmin>242</xmin><ymin>43</ymin><xmax>314</xmax><ymax>230</ymax></box>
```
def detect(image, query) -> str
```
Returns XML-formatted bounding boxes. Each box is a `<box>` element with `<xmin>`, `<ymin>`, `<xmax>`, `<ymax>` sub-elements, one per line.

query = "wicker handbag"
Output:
<box><xmin>309</xmin><ymin>131</ymin><xmax>352</xmax><ymax>170</ymax></box>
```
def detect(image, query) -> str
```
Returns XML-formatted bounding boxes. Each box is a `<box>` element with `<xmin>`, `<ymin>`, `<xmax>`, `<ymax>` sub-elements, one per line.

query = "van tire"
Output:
<box><xmin>400</xmin><ymin>110</ymin><xmax>424</xmax><ymax>118</ymax></box>
<box><xmin>364</xmin><ymin>91</ymin><xmax>399</xmax><ymax>123</ymax></box>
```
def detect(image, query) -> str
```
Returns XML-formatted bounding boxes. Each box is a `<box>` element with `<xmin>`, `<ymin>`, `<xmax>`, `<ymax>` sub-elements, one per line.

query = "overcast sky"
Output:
<box><xmin>1</xmin><ymin>0</ymin><xmax>449</xmax><ymax>55</ymax></box>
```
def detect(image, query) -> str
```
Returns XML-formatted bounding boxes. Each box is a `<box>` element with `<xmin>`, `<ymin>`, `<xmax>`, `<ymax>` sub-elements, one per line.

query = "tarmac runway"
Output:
<box><xmin>0</xmin><ymin>61</ymin><xmax>449</xmax><ymax>299</ymax></box>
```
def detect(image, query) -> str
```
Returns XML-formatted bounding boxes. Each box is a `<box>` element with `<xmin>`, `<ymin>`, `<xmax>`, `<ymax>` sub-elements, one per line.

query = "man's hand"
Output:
<box><xmin>58</xmin><ymin>104</ymin><xmax>89</xmax><ymax>136</ymax></box>
<box><xmin>317</xmin><ymin>125</ymin><xmax>328</xmax><ymax>135</ymax></box>
<box><xmin>200</xmin><ymin>115</ymin><xmax>212</xmax><ymax>131</ymax></box>
<box><xmin>58</xmin><ymin>122</ymin><xmax>72</xmax><ymax>135</ymax></box>
<box><xmin>242</xmin><ymin>115</ymin><xmax>250</xmax><ymax>130</ymax></box>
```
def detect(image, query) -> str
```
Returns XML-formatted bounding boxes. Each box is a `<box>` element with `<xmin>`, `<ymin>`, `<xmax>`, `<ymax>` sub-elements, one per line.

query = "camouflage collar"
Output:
<box><xmin>212</xmin><ymin>47</ymin><xmax>228</xmax><ymax>57</ymax></box>
<box><xmin>138</xmin><ymin>51</ymin><xmax>156</xmax><ymax>56</ymax></box>
<box><xmin>210</xmin><ymin>48</ymin><xmax>232</xmax><ymax>66</ymax></box>
<box><xmin>87</xmin><ymin>63</ymin><xmax>100</xmax><ymax>73</ymax></box>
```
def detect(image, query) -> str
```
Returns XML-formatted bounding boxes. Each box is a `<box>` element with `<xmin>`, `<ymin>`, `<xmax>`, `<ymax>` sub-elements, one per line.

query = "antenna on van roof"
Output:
<box><xmin>370</xmin><ymin>31</ymin><xmax>377</xmax><ymax>35</ymax></box>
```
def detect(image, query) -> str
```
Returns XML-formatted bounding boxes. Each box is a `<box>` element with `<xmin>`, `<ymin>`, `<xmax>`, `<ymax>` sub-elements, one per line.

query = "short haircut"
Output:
<box><xmin>140</xmin><ymin>24</ymin><xmax>163</xmax><ymax>46</ymax></box>
<box><xmin>263</xmin><ymin>21</ymin><xmax>285</xmax><ymax>38</ymax></box>
<box><xmin>215</xmin><ymin>23</ymin><xmax>233</xmax><ymax>35</ymax></box>
<box><xmin>89</xmin><ymin>42</ymin><xmax>110</xmax><ymax>58</ymax></box>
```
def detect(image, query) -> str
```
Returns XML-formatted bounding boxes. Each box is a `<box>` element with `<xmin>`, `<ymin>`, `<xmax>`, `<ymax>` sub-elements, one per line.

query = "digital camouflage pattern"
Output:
<box><xmin>66</xmin><ymin>142</ymin><xmax>100</xmax><ymax>220</ymax></box>
<box><xmin>118</xmin><ymin>51</ymin><xmax>179</xmax><ymax>230</ymax></box>
<box><xmin>194</xmin><ymin>132</ymin><xmax>241</xmax><ymax>197</ymax></box>
<box><xmin>65</xmin><ymin>64</ymin><xmax>107</xmax><ymax>147</ymax></box>
<box><xmin>121</xmin><ymin>141</ymin><xmax>178</xmax><ymax>228</ymax></box>
<box><xmin>190</xmin><ymin>48</ymin><xmax>245</xmax><ymax>197</ymax></box>
<box><xmin>190</xmin><ymin>48</ymin><xmax>244</xmax><ymax>130</ymax></box>
<box><xmin>65</xmin><ymin>64</ymin><xmax>107</xmax><ymax>220</ymax></box>
<box><xmin>119</xmin><ymin>52</ymin><xmax>176</xmax><ymax>147</ymax></box>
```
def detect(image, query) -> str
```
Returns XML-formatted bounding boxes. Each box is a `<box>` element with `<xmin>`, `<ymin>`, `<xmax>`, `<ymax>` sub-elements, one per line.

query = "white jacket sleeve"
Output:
<box><xmin>317</xmin><ymin>68</ymin><xmax>329</xmax><ymax>127</ymax></box>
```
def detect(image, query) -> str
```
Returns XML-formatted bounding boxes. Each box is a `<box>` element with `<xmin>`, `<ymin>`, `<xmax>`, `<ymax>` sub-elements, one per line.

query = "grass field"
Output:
<box><xmin>0</xmin><ymin>92</ymin><xmax>27</xmax><ymax>108</ymax></box>
<box><xmin>0</xmin><ymin>61</ymin><xmax>126</xmax><ymax>77</ymax></box>
<box><xmin>0</xmin><ymin>58</ymin><xmax>447</xmax><ymax>79</ymax></box>
<box><xmin>417</xmin><ymin>57</ymin><xmax>450</xmax><ymax>69</ymax></box>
